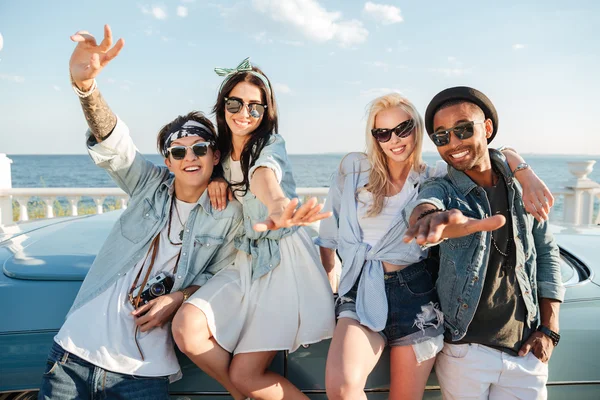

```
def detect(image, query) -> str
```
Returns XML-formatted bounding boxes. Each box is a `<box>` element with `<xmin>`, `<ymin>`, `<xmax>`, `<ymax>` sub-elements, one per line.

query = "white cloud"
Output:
<box><xmin>161</xmin><ymin>36</ymin><xmax>170</xmax><ymax>42</ymax></box>
<box><xmin>140</xmin><ymin>5</ymin><xmax>167</xmax><ymax>19</ymax></box>
<box><xmin>386</xmin><ymin>47</ymin><xmax>392</xmax><ymax>53</ymax></box>
<box><xmin>177</xmin><ymin>6</ymin><xmax>188</xmax><ymax>17</ymax></box>
<box><xmin>106</xmin><ymin>78</ymin><xmax>116</xmax><ymax>84</ymax></box>
<box><xmin>253</xmin><ymin>31</ymin><xmax>273</xmax><ymax>44</ymax></box>
<box><xmin>513</xmin><ymin>43</ymin><xmax>526</xmax><ymax>50</ymax></box>
<box><xmin>343</xmin><ymin>80</ymin><xmax>362</xmax><ymax>85</ymax></box>
<box><xmin>363</xmin><ymin>2</ymin><xmax>403</xmax><ymax>25</ymax></box>
<box><xmin>252</xmin><ymin>0</ymin><xmax>368</xmax><ymax>48</ymax></box>
<box><xmin>360</xmin><ymin>87</ymin><xmax>402</xmax><ymax>98</ymax></box>
<box><xmin>52</xmin><ymin>85</ymin><xmax>61</xmax><ymax>91</ymax></box>
<box><xmin>447</xmin><ymin>56</ymin><xmax>457</xmax><ymax>63</ymax></box>
<box><xmin>274</xmin><ymin>83</ymin><xmax>292</xmax><ymax>94</ymax></box>
<box><xmin>0</xmin><ymin>33</ymin><xmax>3</xmax><ymax>52</ymax></box>
<box><xmin>0</xmin><ymin>74</ymin><xmax>24</xmax><ymax>83</ymax></box>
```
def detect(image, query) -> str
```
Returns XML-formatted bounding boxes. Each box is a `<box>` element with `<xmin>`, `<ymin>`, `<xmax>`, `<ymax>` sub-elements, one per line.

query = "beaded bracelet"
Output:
<box><xmin>416</xmin><ymin>208</ymin><xmax>443</xmax><ymax>221</ymax></box>
<box><xmin>71</xmin><ymin>79</ymin><xmax>97</xmax><ymax>98</ymax></box>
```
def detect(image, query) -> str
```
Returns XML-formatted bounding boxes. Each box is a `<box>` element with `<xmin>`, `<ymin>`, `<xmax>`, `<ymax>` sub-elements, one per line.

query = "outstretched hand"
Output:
<box><xmin>403</xmin><ymin>208</ymin><xmax>506</xmax><ymax>245</ymax></box>
<box><xmin>69</xmin><ymin>24</ymin><xmax>124</xmax><ymax>90</ymax></box>
<box><xmin>254</xmin><ymin>197</ymin><xmax>332</xmax><ymax>232</ymax></box>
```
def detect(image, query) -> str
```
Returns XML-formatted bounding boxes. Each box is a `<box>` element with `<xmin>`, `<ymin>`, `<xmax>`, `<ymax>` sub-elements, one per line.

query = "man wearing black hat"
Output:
<box><xmin>403</xmin><ymin>87</ymin><xmax>564</xmax><ymax>399</ymax></box>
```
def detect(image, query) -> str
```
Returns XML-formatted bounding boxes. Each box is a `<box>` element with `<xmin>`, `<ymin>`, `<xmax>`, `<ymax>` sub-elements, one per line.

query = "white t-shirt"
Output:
<box><xmin>229</xmin><ymin>157</ymin><xmax>245</xmax><ymax>203</ymax></box>
<box><xmin>357</xmin><ymin>189</ymin><xmax>412</xmax><ymax>248</ymax></box>
<box><xmin>55</xmin><ymin>198</ymin><xmax>195</xmax><ymax>381</ymax></box>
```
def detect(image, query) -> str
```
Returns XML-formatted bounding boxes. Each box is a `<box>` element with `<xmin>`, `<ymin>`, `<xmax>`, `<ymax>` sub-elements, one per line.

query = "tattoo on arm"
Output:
<box><xmin>79</xmin><ymin>88</ymin><xmax>117</xmax><ymax>143</ymax></box>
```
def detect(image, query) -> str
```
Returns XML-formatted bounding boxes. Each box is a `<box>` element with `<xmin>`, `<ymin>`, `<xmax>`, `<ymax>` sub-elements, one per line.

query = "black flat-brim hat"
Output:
<box><xmin>425</xmin><ymin>86</ymin><xmax>498</xmax><ymax>143</ymax></box>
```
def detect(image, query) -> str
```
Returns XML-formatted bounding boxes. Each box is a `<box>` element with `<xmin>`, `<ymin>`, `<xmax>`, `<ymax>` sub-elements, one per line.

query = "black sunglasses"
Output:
<box><xmin>429</xmin><ymin>120</ymin><xmax>485</xmax><ymax>147</ymax></box>
<box><xmin>167</xmin><ymin>142</ymin><xmax>212</xmax><ymax>160</ymax></box>
<box><xmin>225</xmin><ymin>97</ymin><xmax>267</xmax><ymax>118</ymax></box>
<box><xmin>371</xmin><ymin>119</ymin><xmax>415</xmax><ymax>143</ymax></box>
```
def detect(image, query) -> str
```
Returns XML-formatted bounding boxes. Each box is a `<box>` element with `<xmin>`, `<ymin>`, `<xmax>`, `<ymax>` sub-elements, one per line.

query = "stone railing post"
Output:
<box><xmin>563</xmin><ymin>161</ymin><xmax>600</xmax><ymax>225</ymax></box>
<box><xmin>0</xmin><ymin>154</ymin><xmax>14</xmax><ymax>226</ymax></box>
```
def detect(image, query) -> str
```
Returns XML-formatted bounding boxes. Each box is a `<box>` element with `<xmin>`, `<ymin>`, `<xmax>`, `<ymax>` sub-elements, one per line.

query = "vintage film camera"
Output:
<box><xmin>129</xmin><ymin>272</ymin><xmax>175</xmax><ymax>306</ymax></box>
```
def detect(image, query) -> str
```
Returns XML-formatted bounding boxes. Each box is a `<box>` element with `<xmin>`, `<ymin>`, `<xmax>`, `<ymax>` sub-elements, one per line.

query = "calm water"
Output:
<box><xmin>9</xmin><ymin>153</ymin><xmax>600</xmax><ymax>191</ymax></box>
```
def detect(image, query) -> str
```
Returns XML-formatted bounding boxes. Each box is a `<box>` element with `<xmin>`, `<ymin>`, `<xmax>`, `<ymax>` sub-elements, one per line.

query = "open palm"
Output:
<box><xmin>69</xmin><ymin>25</ymin><xmax>124</xmax><ymax>89</ymax></box>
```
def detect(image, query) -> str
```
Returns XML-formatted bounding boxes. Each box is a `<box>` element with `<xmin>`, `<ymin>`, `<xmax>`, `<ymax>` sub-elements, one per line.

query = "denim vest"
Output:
<box><xmin>406</xmin><ymin>150</ymin><xmax>565</xmax><ymax>341</ymax></box>
<box><xmin>316</xmin><ymin>152</ymin><xmax>446</xmax><ymax>331</ymax></box>
<box><xmin>67</xmin><ymin>119</ymin><xmax>243</xmax><ymax>317</ymax></box>
<box><xmin>221</xmin><ymin>134</ymin><xmax>298</xmax><ymax>281</ymax></box>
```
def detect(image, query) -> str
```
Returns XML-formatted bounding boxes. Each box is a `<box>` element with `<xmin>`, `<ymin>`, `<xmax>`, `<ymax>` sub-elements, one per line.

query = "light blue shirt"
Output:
<box><xmin>316</xmin><ymin>153</ymin><xmax>445</xmax><ymax>332</ymax></box>
<box><xmin>68</xmin><ymin>118</ymin><xmax>243</xmax><ymax>317</ymax></box>
<box><xmin>221</xmin><ymin>133</ymin><xmax>300</xmax><ymax>281</ymax></box>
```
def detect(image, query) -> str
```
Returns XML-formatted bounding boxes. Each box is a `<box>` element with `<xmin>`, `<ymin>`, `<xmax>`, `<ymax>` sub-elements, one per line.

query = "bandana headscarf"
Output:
<box><xmin>214</xmin><ymin>57</ymin><xmax>272</xmax><ymax>96</ymax></box>
<box><xmin>163</xmin><ymin>120</ymin><xmax>216</xmax><ymax>157</ymax></box>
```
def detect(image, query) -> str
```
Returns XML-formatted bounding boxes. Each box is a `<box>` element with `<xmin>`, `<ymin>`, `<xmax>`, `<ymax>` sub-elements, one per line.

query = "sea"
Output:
<box><xmin>7</xmin><ymin>153</ymin><xmax>600</xmax><ymax>218</ymax></box>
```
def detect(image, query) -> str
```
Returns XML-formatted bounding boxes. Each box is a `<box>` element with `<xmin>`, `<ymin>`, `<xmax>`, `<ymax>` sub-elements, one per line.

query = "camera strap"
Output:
<box><xmin>128</xmin><ymin>234</ymin><xmax>160</xmax><ymax>361</ymax></box>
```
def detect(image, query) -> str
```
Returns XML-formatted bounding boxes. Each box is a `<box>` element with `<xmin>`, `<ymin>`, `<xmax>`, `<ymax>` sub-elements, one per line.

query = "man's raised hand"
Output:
<box><xmin>69</xmin><ymin>25</ymin><xmax>124</xmax><ymax>90</ymax></box>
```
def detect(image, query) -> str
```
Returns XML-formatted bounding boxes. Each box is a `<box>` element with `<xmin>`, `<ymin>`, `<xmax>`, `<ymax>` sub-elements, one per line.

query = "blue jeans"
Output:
<box><xmin>336</xmin><ymin>260</ymin><xmax>444</xmax><ymax>346</ymax></box>
<box><xmin>38</xmin><ymin>341</ymin><xmax>169</xmax><ymax>400</ymax></box>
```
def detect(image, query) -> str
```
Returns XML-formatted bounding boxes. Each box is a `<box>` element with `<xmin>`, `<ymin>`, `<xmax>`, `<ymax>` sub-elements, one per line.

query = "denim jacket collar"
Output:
<box><xmin>446</xmin><ymin>149</ymin><xmax>513</xmax><ymax>196</ymax></box>
<box><xmin>160</xmin><ymin>176</ymin><xmax>214</xmax><ymax>216</ymax></box>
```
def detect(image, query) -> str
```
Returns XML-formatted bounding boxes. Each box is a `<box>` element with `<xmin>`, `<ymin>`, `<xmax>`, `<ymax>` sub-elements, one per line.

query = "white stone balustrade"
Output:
<box><xmin>0</xmin><ymin>154</ymin><xmax>598</xmax><ymax>227</ymax></box>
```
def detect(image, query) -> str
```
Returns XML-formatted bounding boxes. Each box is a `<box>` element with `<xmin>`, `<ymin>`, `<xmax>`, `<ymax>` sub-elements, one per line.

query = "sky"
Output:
<box><xmin>0</xmin><ymin>0</ymin><xmax>599</xmax><ymax>156</ymax></box>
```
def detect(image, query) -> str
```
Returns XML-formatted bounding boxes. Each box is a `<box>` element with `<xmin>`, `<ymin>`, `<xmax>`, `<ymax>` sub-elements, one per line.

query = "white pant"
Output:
<box><xmin>435</xmin><ymin>343</ymin><xmax>548</xmax><ymax>400</ymax></box>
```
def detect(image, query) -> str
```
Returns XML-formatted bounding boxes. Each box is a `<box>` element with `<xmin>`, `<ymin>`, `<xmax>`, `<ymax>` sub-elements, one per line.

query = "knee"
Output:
<box><xmin>325</xmin><ymin>371</ymin><xmax>364</xmax><ymax>400</ymax></box>
<box><xmin>229</xmin><ymin>358</ymin><xmax>260</xmax><ymax>395</ymax></box>
<box><xmin>171</xmin><ymin>305</ymin><xmax>209</xmax><ymax>355</ymax></box>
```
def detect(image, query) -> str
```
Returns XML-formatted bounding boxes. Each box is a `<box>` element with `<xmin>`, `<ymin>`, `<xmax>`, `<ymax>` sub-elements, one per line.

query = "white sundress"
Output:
<box><xmin>186</xmin><ymin>159</ymin><xmax>335</xmax><ymax>354</ymax></box>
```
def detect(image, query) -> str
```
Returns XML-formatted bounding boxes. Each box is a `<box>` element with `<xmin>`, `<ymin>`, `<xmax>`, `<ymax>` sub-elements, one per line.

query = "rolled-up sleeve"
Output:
<box><xmin>248</xmin><ymin>134</ymin><xmax>287</xmax><ymax>183</ymax></box>
<box><xmin>315</xmin><ymin>171</ymin><xmax>343</xmax><ymax>249</ymax></box>
<box><xmin>532</xmin><ymin>219</ymin><xmax>565</xmax><ymax>302</ymax></box>
<box><xmin>402</xmin><ymin>178</ymin><xmax>448</xmax><ymax>224</ymax></box>
<box><xmin>86</xmin><ymin>117</ymin><xmax>168</xmax><ymax>197</ymax></box>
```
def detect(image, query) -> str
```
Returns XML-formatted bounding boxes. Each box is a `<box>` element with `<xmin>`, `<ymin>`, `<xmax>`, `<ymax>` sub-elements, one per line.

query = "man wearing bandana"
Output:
<box><xmin>38</xmin><ymin>26</ymin><xmax>243</xmax><ymax>399</ymax></box>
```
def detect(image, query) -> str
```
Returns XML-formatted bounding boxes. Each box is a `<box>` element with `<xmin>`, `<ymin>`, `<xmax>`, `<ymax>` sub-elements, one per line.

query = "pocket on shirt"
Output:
<box><xmin>194</xmin><ymin>234</ymin><xmax>225</xmax><ymax>249</ymax></box>
<box><xmin>120</xmin><ymin>198</ymin><xmax>160</xmax><ymax>243</ymax></box>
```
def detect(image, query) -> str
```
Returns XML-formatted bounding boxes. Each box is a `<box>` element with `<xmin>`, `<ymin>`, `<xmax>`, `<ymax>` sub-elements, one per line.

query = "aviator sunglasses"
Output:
<box><xmin>371</xmin><ymin>119</ymin><xmax>415</xmax><ymax>143</ymax></box>
<box><xmin>225</xmin><ymin>97</ymin><xmax>268</xmax><ymax>118</ymax></box>
<box><xmin>429</xmin><ymin>120</ymin><xmax>485</xmax><ymax>147</ymax></box>
<box><xmin>167</xmin><ymin>142</ymin><xmax>212</xmax><ymax>160</ymax></box>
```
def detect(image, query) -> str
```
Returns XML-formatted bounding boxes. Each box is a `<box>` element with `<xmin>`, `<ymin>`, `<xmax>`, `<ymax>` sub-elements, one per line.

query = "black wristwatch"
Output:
<box><xmin>537</xmin><ymin>325</ymin><xmax>560</xmax><ymax>346</ymax></box>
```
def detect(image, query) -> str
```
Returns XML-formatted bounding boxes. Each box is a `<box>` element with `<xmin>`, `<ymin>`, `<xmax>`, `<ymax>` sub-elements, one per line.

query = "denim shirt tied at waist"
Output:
<box><xmin>221</xmin><ymin>134</ymin><xmax>299</xmax><ymax>281</ymax></box>
<box><xmin>68</xmin><ymin>118</ymin><xmax>243</xmax><ymax>317</ymax></box>
<box><xmin>316</xmin><ymin>153</ymin><xmax>446</xmax><ymax>332</ymax></box>
<box><xmin>405</xmin><ymin>149</ymin><xmax>565</xmax><ymax>341</ymax></box>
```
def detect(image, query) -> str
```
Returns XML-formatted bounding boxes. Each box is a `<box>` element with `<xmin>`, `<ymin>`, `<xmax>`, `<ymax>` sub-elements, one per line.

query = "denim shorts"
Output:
<box><xmin>38</xmin><ymin>341</ymin><xmax>170</xmax><ymax>400</ymax></box>
<box><xmin>336</xmin><ymin>260</ymin><xmax>444</xmax><ymax>346</ymax></box>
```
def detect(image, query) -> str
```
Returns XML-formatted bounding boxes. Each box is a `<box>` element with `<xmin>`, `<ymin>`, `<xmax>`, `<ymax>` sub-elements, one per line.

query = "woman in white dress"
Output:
<box><xmin>171</xmin><ymin>58</ymin><xmax>335</xmax><ymax>400</ymax></box>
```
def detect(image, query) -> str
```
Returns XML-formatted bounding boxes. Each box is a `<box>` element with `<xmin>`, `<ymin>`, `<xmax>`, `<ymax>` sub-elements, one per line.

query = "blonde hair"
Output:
<box><xmin>362</xmin><ymin>93</ymin><xmax>426</xmax><ymax>217</ymax></box>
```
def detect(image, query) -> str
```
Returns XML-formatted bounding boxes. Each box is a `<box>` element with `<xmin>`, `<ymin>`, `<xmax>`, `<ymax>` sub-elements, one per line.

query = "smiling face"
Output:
<box><xmin>225</xmin><ymin>81</ymin><xmax>265</xmax><ymax>141</ymax></box>
<box><xmin>373</xmin><ymin>106</ymin><xmax>417</xmax><ymax>165</ymax></box>
<box><xmin>164</xmin><ymin>136</ymin><xmax>220</xmax><ymax>193</ymax></box>
<box><xmin>432</xmin><ymin>102</ymin><xmax>492</xmax><ymax>172</ymax></box>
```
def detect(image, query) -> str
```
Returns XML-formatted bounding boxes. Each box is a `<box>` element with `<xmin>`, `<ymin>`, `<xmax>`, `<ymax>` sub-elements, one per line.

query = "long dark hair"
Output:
<box><xmin>212</xmin><ymin>66</ymin><xmax>278</xmax><ymax>196</ymax></box>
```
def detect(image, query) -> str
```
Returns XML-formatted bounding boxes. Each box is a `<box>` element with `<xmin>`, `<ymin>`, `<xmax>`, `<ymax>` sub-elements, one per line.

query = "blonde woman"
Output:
<box><xmin>318</xmin><ymin>93</ymin><xmax>552</xmax><ymax>400</ymax></box>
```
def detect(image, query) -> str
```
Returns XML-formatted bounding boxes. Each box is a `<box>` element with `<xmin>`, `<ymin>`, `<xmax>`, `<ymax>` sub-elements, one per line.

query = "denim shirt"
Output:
<box><xmin>67</xmin><ymin>118</ymin><xmax>243</xmax><ymax>317</ymax></box>
<box><xmin>406</xmin><ymin>150</ymin><xmax>565</xmax><ymax>341</ymax></box>
<box><xmin>316</xmin><ymin>153</ymin><xmax>446</xmax><ymax>332</ymax></box>
<box><xmin>221</xmin><ymin>134</ymin><xmax>298</xmax><ymax>281</ymax></box>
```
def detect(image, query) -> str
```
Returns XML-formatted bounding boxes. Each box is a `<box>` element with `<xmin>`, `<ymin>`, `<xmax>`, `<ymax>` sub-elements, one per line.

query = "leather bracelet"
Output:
<box><xmin>537</xmin><ymin>325</ymin><xmax>560</xmax><ymax>346</ymax></box>
<box><xmin>417</xmin><ymin>208</ymin><xmax>443</xmax><ymax>221</ymax></box>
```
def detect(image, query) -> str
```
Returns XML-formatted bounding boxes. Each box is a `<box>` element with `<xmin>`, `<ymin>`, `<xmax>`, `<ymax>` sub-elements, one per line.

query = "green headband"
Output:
<box><xmin>214</xmin><ymin>57</ymin><xmax>272</xmax><ymax>96</ymax></box>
